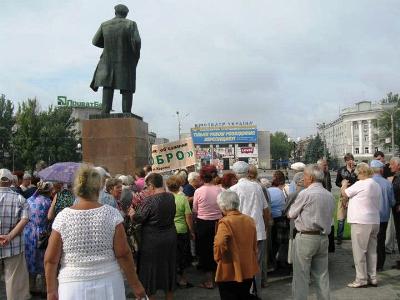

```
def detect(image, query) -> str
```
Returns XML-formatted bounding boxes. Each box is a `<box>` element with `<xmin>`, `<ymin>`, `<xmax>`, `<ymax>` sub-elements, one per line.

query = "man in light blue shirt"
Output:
<box><xmin>371</xmin><ymin>159</ymin><xmax>395</xmax><ymax>271</ymax></box>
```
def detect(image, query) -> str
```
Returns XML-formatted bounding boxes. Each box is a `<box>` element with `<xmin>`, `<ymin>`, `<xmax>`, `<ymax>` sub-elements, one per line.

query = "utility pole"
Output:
<box><xmin>176</xmin><ymin>111</ymin><xmax>189</xmax><ymax>140</ymax></box>
<box><xmin>391</xmin><ymin>112</ymin><xmax>396</xmax><ymax>157</ymax></box>
<box><xmin>383</xmin><ymin>103</ymin><xmax>399</xmax><ymax>157</ymax></box>
<box><xmin>176</xmin><ymin>111</ymin><xmax>181</xmax><ymax>139</ymax></box>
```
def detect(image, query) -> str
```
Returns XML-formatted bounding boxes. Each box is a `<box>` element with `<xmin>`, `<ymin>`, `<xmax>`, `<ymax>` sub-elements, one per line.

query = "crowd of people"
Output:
<box><xmin>0</xmin><ymin>150</ymin><xmax>400</xmax><ymax>299</ymax></box>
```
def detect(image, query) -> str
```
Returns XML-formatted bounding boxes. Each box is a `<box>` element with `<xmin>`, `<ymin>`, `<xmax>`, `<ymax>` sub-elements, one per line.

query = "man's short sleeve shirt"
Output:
<box><xmin>0</xmin><ymin>187</ymin><xmax>29</xmax><ymax>259</ymax></box>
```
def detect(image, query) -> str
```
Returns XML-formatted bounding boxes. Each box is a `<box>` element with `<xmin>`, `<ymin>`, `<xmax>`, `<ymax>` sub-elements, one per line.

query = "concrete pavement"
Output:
<box><xmin>2</xmin><ymin>241</ymin><xmax>400</xmax><ymax>299</ymax></box>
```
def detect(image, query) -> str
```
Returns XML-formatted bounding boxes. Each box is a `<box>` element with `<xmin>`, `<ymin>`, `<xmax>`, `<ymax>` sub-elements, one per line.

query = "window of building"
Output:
<box><xmin>354</xmin><ymin>122</ymin><xmax>359</xmax><ymax>129</ymax></box>
<box><xmin>364</xmin><ymin>135</ymin><xmax>368</xmax><ymax>142</ymax></box>
<box><xmin>354</xmin><ymin>136</ymin><xmax>359</xmax><ymax>142</ymax></box>
<box><xmin>375</xmin><ymin>147</ymin><xmax>379</xmax><ymax>153</ymax></box>
<box><xmin>365</xmin><ymin>147</ymin><xmax>369</xmax><ymax>154</ymax></box>
<box><xmin>355</xmin><ymin>147</ymin><xmax>359</xmax><ymax>154</ymax></box>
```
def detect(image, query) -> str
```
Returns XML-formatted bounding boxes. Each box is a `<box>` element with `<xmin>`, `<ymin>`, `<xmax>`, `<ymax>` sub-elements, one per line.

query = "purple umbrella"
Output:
<box><xmin>38</xmin><ymin>162</ymin><xmax>82</xmax><ymax>184</ymax></box>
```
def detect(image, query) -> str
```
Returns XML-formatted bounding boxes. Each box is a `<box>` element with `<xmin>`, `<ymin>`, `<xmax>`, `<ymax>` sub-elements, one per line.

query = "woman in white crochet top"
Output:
<box><xmin>44</xmin><ymin>166</ymin><xmax>146</xmax><ymax>300</ymax></box>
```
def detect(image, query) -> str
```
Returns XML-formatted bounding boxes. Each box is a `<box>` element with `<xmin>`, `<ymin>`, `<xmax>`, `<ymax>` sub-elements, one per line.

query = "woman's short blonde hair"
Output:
<box><xmin>166</xmin><ymin>175</ymin><xmax>181</xmax><ymax>193</ymax></box>
<box><xmin>355</xmin><ymin>162</ymin><xmax>373</xmax><ymax>178</ymax></box>
<box><xmin>74</xmin><ymin>166</ymin><xmax>102</xmax><ymax>200</ymax></box>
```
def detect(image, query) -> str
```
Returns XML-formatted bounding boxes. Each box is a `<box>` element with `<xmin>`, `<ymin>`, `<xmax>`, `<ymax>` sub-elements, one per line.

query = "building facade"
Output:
<box><xmin>318</xmin><ymin>101</ymin><xmax>390</xmax><ymax>162</ymax></box>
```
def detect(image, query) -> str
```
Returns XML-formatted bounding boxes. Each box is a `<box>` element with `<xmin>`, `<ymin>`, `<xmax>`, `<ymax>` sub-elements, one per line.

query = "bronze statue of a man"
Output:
<box><xmin>90</xmin><ymin>4</ymin><xmax>141</xmax><ymax>114</ymax></box>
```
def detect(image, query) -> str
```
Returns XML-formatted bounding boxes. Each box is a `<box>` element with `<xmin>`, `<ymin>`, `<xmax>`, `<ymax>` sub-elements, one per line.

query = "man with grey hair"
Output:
<box><xmin>230</xmin><ymin>161</ymin><xmax>269</xmax><ymax>294</ymax></box>
<box><xmin>288</xmin><ymin>164</ymin><xmax>335</xmax><ymax>300</ymax></box>
<box><xmin>370</xmin><ymin>159</ymin><xmax>395</xmax><ymax>271</ymax></box>
<box><xmin>0</xmin><ymin>169</ymin><xmax>30</xmax><ymax>300</ymax></box>
<box><xmin>389</xmin><ymin>157</ymin><xmax>400</xmax><ymax>269</ymax></box>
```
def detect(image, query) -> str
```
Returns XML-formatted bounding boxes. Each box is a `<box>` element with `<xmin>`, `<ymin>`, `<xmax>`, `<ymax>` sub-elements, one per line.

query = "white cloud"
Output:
<box><xmin>1</xmin><ymin>0</ymin><xmax>399</xmax><ymax>140</ymax></box>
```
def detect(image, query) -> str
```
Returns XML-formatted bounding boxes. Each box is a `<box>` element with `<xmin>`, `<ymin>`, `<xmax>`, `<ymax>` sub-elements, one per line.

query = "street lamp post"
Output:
<box><xmin>176</xmin><ymin>111</ymin><xmax>189</xmax><ymax>140</ymax></box>
<box><xmin>11</xmin><ymin>124</ymin><xmax>19</xmax><ymax>172</ymax></box>
<box><xmin>383</xmin><ymin>104</ymin><xmax>400</xmax><ymax>157</ymax></box>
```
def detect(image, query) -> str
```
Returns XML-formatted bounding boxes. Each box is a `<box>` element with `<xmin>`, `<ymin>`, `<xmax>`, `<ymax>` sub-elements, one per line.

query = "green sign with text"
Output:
<box><xmin>57</xmin><ymin>96</ymin><xmax>102</xmax><ymax>109</ymax></box>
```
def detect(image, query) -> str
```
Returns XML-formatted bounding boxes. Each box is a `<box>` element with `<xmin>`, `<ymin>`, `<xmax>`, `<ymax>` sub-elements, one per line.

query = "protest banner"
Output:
<box><xmin>151</xmin><ymin>138</ymin><xmax>196</xmax><ymax>173</ymax></box>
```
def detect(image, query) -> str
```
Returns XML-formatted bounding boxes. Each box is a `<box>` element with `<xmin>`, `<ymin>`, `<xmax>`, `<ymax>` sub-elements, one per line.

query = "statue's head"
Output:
<box><xmin>114</xmin><ymin>4</ymin><xmax>129</xmax><ymax>18</ymax></box>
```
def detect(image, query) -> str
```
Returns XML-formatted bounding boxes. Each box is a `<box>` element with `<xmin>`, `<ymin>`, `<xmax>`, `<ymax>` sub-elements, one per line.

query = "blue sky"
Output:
<box><xmin>1</xmin><ymin>0</ymin><xmax>399</xmax><ymax>140</ymax></box>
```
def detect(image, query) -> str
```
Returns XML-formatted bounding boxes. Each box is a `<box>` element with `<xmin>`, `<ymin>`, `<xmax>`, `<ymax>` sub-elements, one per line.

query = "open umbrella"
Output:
<box><xmin>38</xmin><ymin>162</ymin><xmax>82</xmax><ymax>184</ymax></box>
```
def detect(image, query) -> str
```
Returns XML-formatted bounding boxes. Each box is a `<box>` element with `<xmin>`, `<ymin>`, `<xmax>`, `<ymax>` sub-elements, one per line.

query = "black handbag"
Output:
<box><xmin>37</xmin><ymin>230</ymin><xmax>50</xmax><ymax>249</ymax></box>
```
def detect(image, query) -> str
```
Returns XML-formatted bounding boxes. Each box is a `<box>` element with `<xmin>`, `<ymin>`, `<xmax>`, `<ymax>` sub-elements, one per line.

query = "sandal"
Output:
<box><xmin>197</xmin><ymin>282</ymin><xmax>214</xmax><ymax>289</ymax></box>
<box><xmin>347</xmin><ymin>281</ymin><xmax>368</xmax><ymax>288</ymax></box>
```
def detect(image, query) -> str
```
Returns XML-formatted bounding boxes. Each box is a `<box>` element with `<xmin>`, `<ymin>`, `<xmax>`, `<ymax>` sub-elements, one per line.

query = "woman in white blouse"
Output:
<box><xmin>44</xmin><ymin>166</ymin><xmax>146</xmax><ymax>300</ymax></box>
<box><xmin>341</xmin><ymin>162</ymin><xmax>380</xmax><ymax>288</ymax></box>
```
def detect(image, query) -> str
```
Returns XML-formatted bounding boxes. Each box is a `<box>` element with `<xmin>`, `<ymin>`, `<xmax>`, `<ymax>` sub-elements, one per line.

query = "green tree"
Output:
<box><xmin>12</xmin><ymin>98</ymin><xmax>43</xmax><ymax>171</ymax></box>
<box><xmin>377</xmin><ymin>92</ymin><xmax>400</xmax><ymax>153</ymax></box>
<box><xmin>12</xmin><ymin>99</ymin><xmax>80</xmax><ymax>172</ymax></box>
<box><xmin>0</xmin><ymin>94</ymin><xmax>15</xmax><ymax>169</ymax></box>
<box><xmin>304</xmin><ymin>134</ymin><xmax>329</xmax><ymax>164</ymax></box>
<box><xmin>37</xmin><ymin>106</ymin><xmax>80</xmax><ymax>165</ymax></box>
<box><xmin>270</xmin><ymin>131</ymin><xmax>291</xmax><ymax>160</ymax></box>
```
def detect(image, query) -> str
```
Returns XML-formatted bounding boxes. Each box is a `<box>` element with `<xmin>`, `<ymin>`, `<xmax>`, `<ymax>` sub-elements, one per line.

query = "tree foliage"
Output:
<box><xmin>378</xmin><ymin>92</ymin><xmax>400</xmax><ymax>152</ymax></box>
<box><xmin>304</xmin><ymin>134</ymin><xmax>328</xmax><ymax>164</ymax></box>
<box><xmin>270</xmin><ymin>131</ymin><xmax>291</xmax><ymax>160</ymax></box>
<box><xmin>37</xmin><ymin>106</ymin><xmax>80</xmax><ymax>165</ymax></box>
<box><xmin>0</xmin><ymin>94</ymin><xmax>15</xmax><ymax>169</ymax></box>
<box><xmin>12</xmin><ymin>98</ymin><xmax>43</xmax><ymax>171</ymax></box>
<box><xmin>11</xmin><ymin>98</ymin><xmax>80</xmax><ymax>172</ymax></box>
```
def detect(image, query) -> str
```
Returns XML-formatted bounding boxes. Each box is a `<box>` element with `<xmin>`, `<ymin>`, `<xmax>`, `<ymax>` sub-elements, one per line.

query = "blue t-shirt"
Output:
<box><xmin>182</xmin><ymin>184</ymin><xmax>195</xmax><ymax>198</ymax></box>
<box><xmin>267</xmin><ymin>187</ymin><xmax>286</xmax><ymax>218</ymax></box>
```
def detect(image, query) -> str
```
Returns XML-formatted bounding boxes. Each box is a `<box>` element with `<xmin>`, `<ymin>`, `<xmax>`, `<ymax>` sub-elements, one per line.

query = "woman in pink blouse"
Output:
<box><xmin>193</xmin><ymin>165</ymin><xmax>223</xmax><ymax>289</ymax></box>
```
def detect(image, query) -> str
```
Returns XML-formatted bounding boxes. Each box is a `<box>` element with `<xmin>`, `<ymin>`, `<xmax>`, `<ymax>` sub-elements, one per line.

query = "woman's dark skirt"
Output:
<box><xmin>195</xmin><ymin>218</ymin><xmax>219</xmax><ymax>272</ymax></box>
<box><xmin>138</xmin><ymin>226</ymin><xmax>177</xmax><ymax>295</ymax></box>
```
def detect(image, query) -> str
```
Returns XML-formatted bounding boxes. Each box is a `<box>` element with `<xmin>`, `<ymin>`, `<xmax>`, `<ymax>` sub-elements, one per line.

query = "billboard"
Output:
<box><xmin>191</xmin><ymin>124</ymin><xmax>257</xmax><ymax>144</ymax></box>
<box><xmin>151</xmin><ymin>138</ymin><xmax>196</xmax><ymax>173</ymax></box>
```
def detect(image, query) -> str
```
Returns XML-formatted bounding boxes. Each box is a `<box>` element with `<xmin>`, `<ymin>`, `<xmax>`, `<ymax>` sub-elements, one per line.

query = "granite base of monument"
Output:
<box><xmin>82</xmin><ymin>114</ymin><xmax>148</xmax><ymax>175</ymax></box>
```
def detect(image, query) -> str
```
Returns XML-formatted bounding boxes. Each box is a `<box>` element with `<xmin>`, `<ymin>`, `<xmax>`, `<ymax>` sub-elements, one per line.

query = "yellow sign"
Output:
<box><xmin>151</xmin><ymin>138</ymin><xmax>196</xmax><ymax>173</ymax></box>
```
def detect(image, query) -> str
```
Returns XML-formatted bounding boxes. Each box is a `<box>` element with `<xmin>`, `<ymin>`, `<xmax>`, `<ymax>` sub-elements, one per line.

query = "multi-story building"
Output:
<box><xmin>318</xmin><ymin>101</ymin><xmax>390</xmax><ymax>162</ymax></box>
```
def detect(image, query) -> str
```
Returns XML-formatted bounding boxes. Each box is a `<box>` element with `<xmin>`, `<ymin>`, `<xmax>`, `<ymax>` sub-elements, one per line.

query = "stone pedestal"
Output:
<box><xmin>82</xmin><ymin>115</ymin><xmax>148</xmax><ymax>176</ymax></box>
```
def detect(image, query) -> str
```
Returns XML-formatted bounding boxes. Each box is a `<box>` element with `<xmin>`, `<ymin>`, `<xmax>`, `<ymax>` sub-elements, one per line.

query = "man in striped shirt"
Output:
<box><xmin>0</xmin><ymin>168</ymin><xmax>30</xmax><ymax>300</ymax></box>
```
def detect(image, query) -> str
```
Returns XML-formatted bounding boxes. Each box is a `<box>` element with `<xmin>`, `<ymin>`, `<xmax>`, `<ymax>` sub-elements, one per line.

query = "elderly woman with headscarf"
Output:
<box><xmin>341</xmin><ymin>162</ymin><xmax>380</xmax><ymax>288</ymax></box>
<box><xmin>214</xmin><ymin>191</ymin><xmax>259</xmax><ymax>300</ymax></box>
<box><xmin>23</xmin><ymin>181</ymin><xmax>53</xmax><ymax>296</ymax></box>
